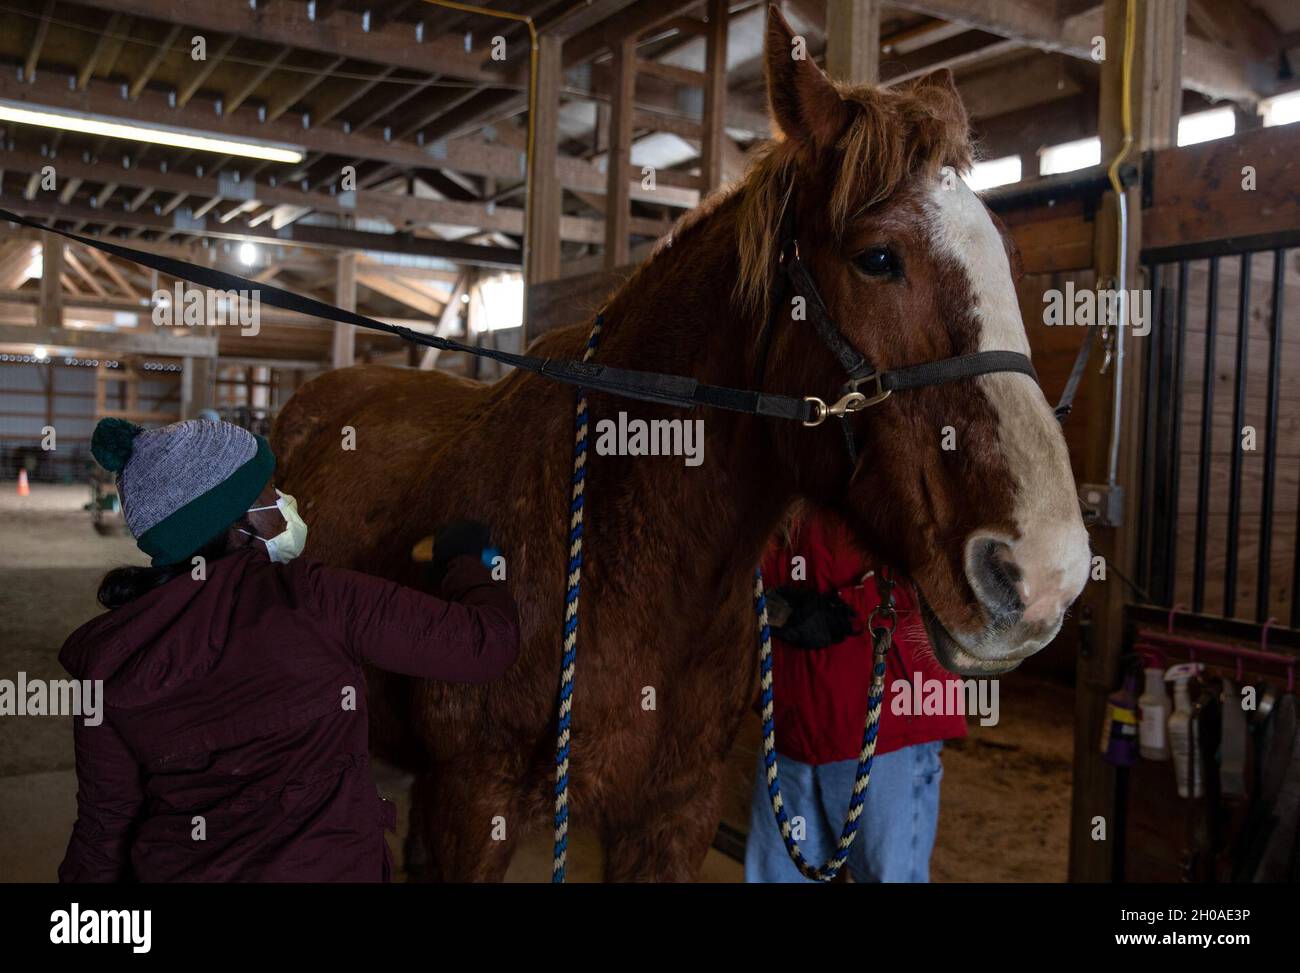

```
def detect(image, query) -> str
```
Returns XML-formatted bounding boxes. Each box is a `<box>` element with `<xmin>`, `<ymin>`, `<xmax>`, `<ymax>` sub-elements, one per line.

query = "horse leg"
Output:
<box><xmin>409</xmin><ymin>758</ymin><xmax>532</xmax><ymax>882</ymax></box>
<box><xmin>601</xmin><ymin>763</ymin><xmax>725</xmax><ymax>882</ymax></box>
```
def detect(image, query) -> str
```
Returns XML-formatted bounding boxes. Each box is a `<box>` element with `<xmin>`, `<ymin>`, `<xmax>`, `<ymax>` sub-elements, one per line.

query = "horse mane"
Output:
<box><xmin>608</xmin><ymin>75</ymin><xmax>972</xmax><ymax>335</ymax></box>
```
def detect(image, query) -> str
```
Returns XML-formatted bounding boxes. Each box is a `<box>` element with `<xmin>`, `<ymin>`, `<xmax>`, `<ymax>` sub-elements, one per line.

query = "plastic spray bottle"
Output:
<box><xmin>1100</xmin><ymin>668</ymin><xmax>1139</xmax><ymax>766</ymax></box>
<box><xmin>1166</xmin><ymin>663</ymin><xmax>1205</xmax><ymax>798</ymax></box>
<box><xmin>1138</xmin><ymin>666</ymin><xmax>1170</xmax><ymax>760</ymax></box>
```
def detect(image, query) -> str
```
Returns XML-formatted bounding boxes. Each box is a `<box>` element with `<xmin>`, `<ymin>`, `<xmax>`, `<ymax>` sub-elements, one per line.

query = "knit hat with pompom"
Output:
<box><xmin>91</xmin><ymin>416</ymin><xmax>275</xmax><ymax>566</ymax></box>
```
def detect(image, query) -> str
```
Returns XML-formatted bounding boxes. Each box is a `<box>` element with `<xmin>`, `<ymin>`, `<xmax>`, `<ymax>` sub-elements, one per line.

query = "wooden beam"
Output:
<box><xmin>1069</xmin><ymin>0</ymin><xmax>1184</xmax><ymax>885</ymax></box>
<box><xmin>178</xmin><ymin>34</ymin><xmax>238</xmax><ymax>108</ymax></box>
<box><xmin>23</xmin><ymin>1</ymin><xmax>54</xmax><ymax>83</ymax></box>
<box><xmin>605</xmin><ymin>39</ymin><xmax>636</xmax><ymax>270</ymax></box>
<box><xmin>38</xmin><ymin>233</ymin><xmax>62</xmax><ymax>330</ymax></box>
<box><xmin>129</xmin><ymin>24</ymin><xmax>183</xmax><ymax>100</ymax></box>
<box><xmin>893</xmin><ymin>0</ymin><xmax>1266</xmax><ymax>103</ymax></box>
<box><xmin>82</xmin><ymin>246</ymin><xmax>141</xmax><ymax>299</ymax></box>
<box><xmin>332</xmin><ymin>251</ymin><xmax>356</xmax><ymax>368</ymax></box>
<box><xmin>63</xmin><ymin>248</ymin><xmax>109</xmax><ymax>298</ymax></box>
<box><xmin>78</xmin><ymin>12</ymin><xmax>122</xmax><ymax>90</ymax></box>
<box><xmin>0</xmin><ymin>324</ymin><xmax>217</xmax><ymax>358</ymax></box>
<box><xmin>699</xmin><ymin>0</ymin><xmax>730</xmax><ymax>192</ymax></box>
<box><xmin>525</xmin><ymin>34</ymin><xmax>564</xmax><ymax>287</ymax></box>
<box><xmin>826</xmin><ymin>0</ymin><xmax>882</xmax><ymax>84</ymax></box>
<box><xmin>0</xmin><ymin>73</ymin><xmax>699</xmax><ymax>211</ymax></box>
<box><xmin>180</xmin><ymin>356</ymin><xmax>215</xmax><ymax>417</ymax></box>
<box><xmin>70</xmin><ymin>0</ymin><xmax>505</xmax><ymax>83</ymax></box>
<box><xmin>2</xmin><ymin>196</ymin><xmax>523</xmax><ymax>268</ymax></box>
<box><xmin>225</xmin><ymin>46</ymin><xmax>292</xmax><ymax>115</ymax></box>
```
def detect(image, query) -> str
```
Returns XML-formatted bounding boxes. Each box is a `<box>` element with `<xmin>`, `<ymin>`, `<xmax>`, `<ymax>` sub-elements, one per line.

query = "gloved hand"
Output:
<box><xmin>770</xmin><ymin>585</ymin><xmax>858</xmax><ymax>649</ymax></box>
<box><xmin>428</xmin><ymin>519</ymin><xmax>493</xmax><ymax>587</ymax></box>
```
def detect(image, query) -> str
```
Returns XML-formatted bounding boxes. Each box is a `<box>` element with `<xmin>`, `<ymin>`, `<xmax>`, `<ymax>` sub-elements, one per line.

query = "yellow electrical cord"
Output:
<box><xmin>419</xmin><ymin>0</ymin><xmax>539</xmax><ymax>268</ymax></box>
<box><xmin>1106</xmin><ymin>0</ymin><xmax>1136</xmax><ymax>198</ymax></box>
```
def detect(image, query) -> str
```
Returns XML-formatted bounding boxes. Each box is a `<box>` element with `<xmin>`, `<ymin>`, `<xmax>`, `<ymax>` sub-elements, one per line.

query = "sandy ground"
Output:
<box><xmin>0</xmin><ymin>483</ymin><xmax>1074</xmax><ymax>883</ymax></box>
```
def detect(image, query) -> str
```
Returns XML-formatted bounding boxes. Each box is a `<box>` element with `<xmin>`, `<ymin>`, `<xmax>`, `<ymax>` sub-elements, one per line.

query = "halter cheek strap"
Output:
<box><xmin>755</xmin><ymin>203</ymin><xmax>1046</xmax><ymax>463</ymax></box>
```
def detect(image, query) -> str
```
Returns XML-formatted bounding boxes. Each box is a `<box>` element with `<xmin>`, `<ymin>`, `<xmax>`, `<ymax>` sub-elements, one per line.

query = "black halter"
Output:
<box><xmin>753</xmin><ymin>201</ymin><xmax>1043</xmax><ymax>463</ymax></box>
<box><xmin>0</xmin><ymin>206</ymin><xmax>1065</xmax><ymax>452</ymax></box>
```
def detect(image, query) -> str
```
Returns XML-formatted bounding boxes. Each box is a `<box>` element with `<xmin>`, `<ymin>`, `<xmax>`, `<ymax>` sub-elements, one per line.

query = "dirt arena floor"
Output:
<box><xmin>0</xmin><ymin>483</ymin><xmax>1073</xmax><ymax>883</ymax></box>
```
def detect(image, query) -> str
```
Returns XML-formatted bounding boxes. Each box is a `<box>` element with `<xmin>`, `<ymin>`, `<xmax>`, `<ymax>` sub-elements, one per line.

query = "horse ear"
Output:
<box><xmin>764</xmin><ymin>3</ymin><xmax>850</xmax><ymax>146</ymax></box>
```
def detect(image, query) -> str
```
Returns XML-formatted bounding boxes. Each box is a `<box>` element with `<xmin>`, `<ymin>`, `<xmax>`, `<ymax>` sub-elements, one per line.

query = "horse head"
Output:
<box><xmin>744</xmin><ymin>7</ymin><xmax>1089</xmax><ymax>674</ymax></box>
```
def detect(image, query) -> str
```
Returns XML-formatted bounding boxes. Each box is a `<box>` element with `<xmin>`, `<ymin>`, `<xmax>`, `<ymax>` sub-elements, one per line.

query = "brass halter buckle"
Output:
<box><xmin>802</xmin><ymin>374</ymin><xmax>891</xmax><ymax>427</ymax></box>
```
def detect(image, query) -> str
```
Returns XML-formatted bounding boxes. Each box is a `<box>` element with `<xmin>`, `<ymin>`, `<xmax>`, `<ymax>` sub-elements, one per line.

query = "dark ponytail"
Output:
<box><xmin>97</xmin><ymin>516</ymin><xmax>257</xmax><ymax>609</ymax></box>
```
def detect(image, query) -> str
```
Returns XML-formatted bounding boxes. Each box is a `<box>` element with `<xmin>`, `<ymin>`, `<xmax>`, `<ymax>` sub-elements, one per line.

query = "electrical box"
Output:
<box><xmin>1079</xmin><ymin>483</ymin><xmax>1124</xmax><ymax>527</ymax></box>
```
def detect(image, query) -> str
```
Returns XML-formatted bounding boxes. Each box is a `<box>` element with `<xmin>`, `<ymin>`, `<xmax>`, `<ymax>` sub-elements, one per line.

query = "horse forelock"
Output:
<box><xmin>728</xmin><ymin>79</ymin><xmax>973</xmax><ymax>328</ymax></box>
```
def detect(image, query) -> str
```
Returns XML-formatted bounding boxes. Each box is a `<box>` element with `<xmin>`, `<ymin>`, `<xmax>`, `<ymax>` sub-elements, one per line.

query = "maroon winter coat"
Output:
<box><xmin>58</xmin><ymin>546</ymin><xmax>519</xmax><ymax>883</ymax></box>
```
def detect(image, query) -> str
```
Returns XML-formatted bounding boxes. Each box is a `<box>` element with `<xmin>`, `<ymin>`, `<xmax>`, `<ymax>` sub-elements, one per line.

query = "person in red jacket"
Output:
<box><xmin>746</xmin><ymin>505</ymin><xmax>967</xmax><ymax>883</ymax></box>
<box><xmin>59</xmin><ymin>417</ymin><xmax>519</xmax><ymax>882</ymax></box>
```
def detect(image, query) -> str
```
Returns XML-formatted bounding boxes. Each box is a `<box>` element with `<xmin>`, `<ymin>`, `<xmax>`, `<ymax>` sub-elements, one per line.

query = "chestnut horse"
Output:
<box><xmin>272</xmin><ymin>8</ymin><xmax>1090</xmax><ymax>881</ymax></box>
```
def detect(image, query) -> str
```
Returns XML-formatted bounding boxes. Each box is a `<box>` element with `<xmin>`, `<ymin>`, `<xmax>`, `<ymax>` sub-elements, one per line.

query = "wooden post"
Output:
<box><xmin>332</xmin><ymin>250</ymin><xmax>356</xmax><ymax>369</ymax></box>
<box><xmin>180</xmin><ymin>356</ymin><xmax>214</xmax><ymax>417</ymax></box>
<box><xmin>699</xmin><ymin>0</ymin><xmax>730</xmax><ymax>191</ymax></box>
<box><xmin>826</xmin><ymin>0</ymin><xmax>881</xmax><ymax>84</ymax></box>
<box><xmin>38</xmin><ymin>233</ymin><xmax>63</xmax><ymax>330</ymax></box>
<box><xmin>1069</xmin><ymin>0</ymin><xmax>1184</xmax><ymax>883</ymax></box>
<box><xmin>525</xmin><ymin>33</ymin><xmax>564</xmax><ymax>289</ymax></box>
<box><xmin>604</xmin><ymin>37</ymin><xmax>636</xmax><ymax>269</ymax></box>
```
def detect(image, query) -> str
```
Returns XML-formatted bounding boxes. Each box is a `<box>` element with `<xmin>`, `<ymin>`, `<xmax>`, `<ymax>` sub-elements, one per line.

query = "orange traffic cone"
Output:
<box><xmin>17</xmin><ymin>469</ymin><xmax>29</xmax><ymax>497</ymax></box>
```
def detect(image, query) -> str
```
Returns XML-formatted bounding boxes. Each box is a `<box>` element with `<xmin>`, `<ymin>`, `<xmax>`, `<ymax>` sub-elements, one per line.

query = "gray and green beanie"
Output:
<box><xmin>91</xmin><ymin>417</ymin><xmax>275</xmax><ymax>566</ymax></box>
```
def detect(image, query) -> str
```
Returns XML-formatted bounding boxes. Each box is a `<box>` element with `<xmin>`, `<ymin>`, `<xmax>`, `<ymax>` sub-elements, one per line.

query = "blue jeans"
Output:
<box><xmin>744</xmin><ymin>741</ymin><xmax>944</xmax><ymax>883</ymax></box>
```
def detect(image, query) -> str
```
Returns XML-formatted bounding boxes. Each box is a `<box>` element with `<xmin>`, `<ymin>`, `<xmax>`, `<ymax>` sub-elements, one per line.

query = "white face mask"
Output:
<box><xmin>241</xmin><ymin>489</ymin><xmax>308</xmax><ymax>563</ymax></box>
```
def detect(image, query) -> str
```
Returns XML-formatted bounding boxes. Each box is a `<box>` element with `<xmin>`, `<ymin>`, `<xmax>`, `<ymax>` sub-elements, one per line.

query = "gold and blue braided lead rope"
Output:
<box><xmin>754</xmin><ymin>570</ymin><xmax>888</xmax><ymax>881</ymax></box>
<box><xmin>554</xmin><ymin>313</ymin><xmax>603</xmax><ymax>883</ymax></box>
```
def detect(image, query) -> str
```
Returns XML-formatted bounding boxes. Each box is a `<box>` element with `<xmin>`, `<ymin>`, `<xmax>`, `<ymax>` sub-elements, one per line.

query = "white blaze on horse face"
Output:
<box><xmin>923</xmin><ymin>178</ymin><xmax>1090</xmax><ymax>654</ymax></box>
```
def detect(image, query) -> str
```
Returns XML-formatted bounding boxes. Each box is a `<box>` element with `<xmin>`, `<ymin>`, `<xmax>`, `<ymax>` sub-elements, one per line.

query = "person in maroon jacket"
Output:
<box><xmin>59</xmin><ymin>417</ymin><xmax>520</xmax><ymax>883</ymax></box>
<box><xmin>746</xmin><ymin>505</ymin><xmax>967</xmax><ymax>883</ymax></box>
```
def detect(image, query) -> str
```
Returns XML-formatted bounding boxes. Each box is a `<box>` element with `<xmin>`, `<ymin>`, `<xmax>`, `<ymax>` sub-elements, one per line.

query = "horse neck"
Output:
<box><xmin>580</xmin><ymin>194</ymin><xmax>797</xmax><ymax>595</ymax></box>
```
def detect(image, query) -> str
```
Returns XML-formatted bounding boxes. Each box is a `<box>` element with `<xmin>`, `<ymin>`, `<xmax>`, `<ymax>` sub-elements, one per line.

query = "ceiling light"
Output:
<box><xmin>32</xmin><ymin>345</ymin><xmax>47</xmax><ymax>359</ymax></box>
<box><xmin>238</xmin><ymin>242</ymin><xmax>257</xmax><ymax>266</ymax></box>
<box><xmin>0</xmin><ymin>102</ymin><xmax>304</xmax><ymax>164</ymax></box>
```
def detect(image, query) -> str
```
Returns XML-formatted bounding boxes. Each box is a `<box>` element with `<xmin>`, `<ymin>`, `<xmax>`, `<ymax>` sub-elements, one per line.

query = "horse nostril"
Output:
<box><xmin>967</xmin><ymin>536</ymin><xmax>1024</xmax><ymax>620</ymax></box>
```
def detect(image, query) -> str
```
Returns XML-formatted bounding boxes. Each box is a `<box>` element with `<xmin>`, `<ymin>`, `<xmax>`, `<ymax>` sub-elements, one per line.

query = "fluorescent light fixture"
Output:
<box><xmin>1177</xmin><ymin>107</ymin><xmax>1234</xmax><ymax>147</ymax></box>
<box><xmin>1039</xmin><ymin>136</ymin><xmax>1101</xmax><ymax>176</ymax></box>
<box><xmin>0</xmin><ymin>101</ymin><xmax>304</xmax><ymax>164</ymax></box>
<box><xmin>964</xmin><ymin>155</ymin><xmax>1022</xmax><ymax>192</ymax></box>
<box><xmin>238</xmin><ymin>242</ymin><xmax>257</xmax><ymax>266</ymax></box>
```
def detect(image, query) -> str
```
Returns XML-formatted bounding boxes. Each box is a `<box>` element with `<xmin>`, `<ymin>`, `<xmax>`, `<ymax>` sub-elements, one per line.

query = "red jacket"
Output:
<box><xmin>58</xmin><ymin>546</ymin><xmax>518</xmax><ymax>882</ymax></box>
<box><xmin>761</xmin><ymin>514</ymin><xmax>967</xmax><ymax>765</ymax></box>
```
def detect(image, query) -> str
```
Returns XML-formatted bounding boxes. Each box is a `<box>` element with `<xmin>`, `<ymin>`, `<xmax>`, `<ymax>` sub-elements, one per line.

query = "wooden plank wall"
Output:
<box><xmin>1155</xmin><ymin>252</ymin><xmax>1300</xmax><ymax>622</ymax></box>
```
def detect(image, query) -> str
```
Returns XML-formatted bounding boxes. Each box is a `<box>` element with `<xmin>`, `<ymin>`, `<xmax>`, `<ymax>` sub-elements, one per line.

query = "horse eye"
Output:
<box><xmin>854</xmin><ymin>247</ymin><xmax>898</xmax><ymax>277</ymax></box>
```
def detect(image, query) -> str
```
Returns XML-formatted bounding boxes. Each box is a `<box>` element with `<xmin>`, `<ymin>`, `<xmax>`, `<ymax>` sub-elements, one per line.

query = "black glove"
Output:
<box><xmin>770</xmin><ymin>585</ymin><xmax>858</xmax><ymax>649</ymax></box>
<box><xmin>427</xmin><ymin>519</ymin><xmax>491</xmax><ymax>587</ymax></box>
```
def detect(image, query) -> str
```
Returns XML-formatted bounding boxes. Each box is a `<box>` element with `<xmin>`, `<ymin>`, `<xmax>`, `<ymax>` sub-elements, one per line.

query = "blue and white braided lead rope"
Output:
<box><xmin>553</xmin><ymin>313</ymin><xmax>604</xmax><ymax>883</ymax></box>
<box><xmin>754</xmin><ymin>570</ymin><xmax>889</xmax><ymax>881</ymax></box>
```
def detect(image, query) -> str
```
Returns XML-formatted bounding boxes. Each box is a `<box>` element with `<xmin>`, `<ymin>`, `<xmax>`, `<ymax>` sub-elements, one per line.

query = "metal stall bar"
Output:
<box><xmin>1137</xmin><ymin>262</ymin><xmax>1163</xmax><ymax>595</ymax></box>
<box><xmin>1158</xmin><ymin>260</ymin><xmax>1191</xmax><ymax>606</ymax></box>
<box><xmin>1224</xmin><ymin>253</ymin><xmax>1252</xmax><ymax>618</ymax></box>
<box><xmin>1193</xmin><ymin>257</ymin><xmax>1219</xmax><ymax>614</ymax></box>
<box><xmin>1260</xmin><ymin>249</ymin><xmax>1284</xmax><ymax>622</ymax></box>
